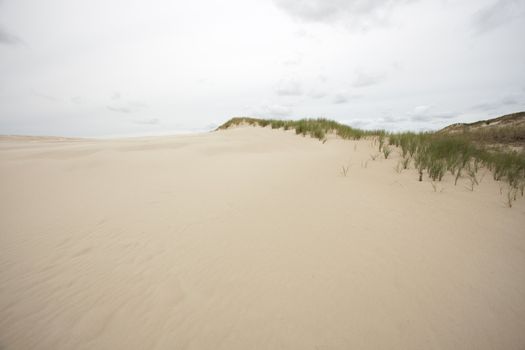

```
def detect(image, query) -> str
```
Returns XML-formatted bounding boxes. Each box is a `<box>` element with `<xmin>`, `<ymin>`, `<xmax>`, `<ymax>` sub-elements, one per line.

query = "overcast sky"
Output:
<box><xmin>1</xmin><ymin>0</ymin><xmax>524</xmax><ymax>137</ymax></box>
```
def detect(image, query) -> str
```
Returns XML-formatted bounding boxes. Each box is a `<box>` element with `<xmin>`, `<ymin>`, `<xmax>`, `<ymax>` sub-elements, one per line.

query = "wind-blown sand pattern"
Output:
<box><xmin>1</xmin><ymin>127</ymin><xmax>524</xmax><ymax>349</ymax></box>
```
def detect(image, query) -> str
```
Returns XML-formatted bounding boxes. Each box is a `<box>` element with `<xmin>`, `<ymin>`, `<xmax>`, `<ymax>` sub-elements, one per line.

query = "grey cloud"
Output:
<box><xmin>471</xmin><ymin>0</ymin><xmax>525</xmax><ymax>34</ymax></box>
<box><xmin>352</xmin><ymin>70</ymin><xmax>386</xmax><ymax>88</ymax></box>
<box><xmin>381</xmin><ymin>116</ymin><xmax>408</xmax><ymax>123</ymax></box>
<box><xmin>273</xmin><ymin>0</ymin><xmax>415</xmax><ymax>27</ymax></box>
<box><xmin>308</xmin><ymin>90</ymin><xmax>327</xmax><ymax>99</ymax></box>
<box><xmin>436</xmin><ymin>114</ymin><xmax>456</xmax><ymax>119</ymax></box>
<box><xmin>471</xmin><ymin>94</ymin><xmax>522</xmax><ymax>111</ymax></box>
<box><xmin>0</xmin><ymin>25</ymin><xmax>22</xmax><ymax>46</ymax></box>
<box><xmin>31</xmin><ymin>90</ymin><xmax>58</xmax><ymax>102</ymax></box>
<box><xmin>317</xmin><ymin>74</ymin><xmax>328</xmax><ymax>83</ymax></box>
<box><xmin>333</xmin><ymin>94</ymin><xmax>349</xmax><ymax>104</ymax></box>
<box><xmin>275</xmin><ymin>78</ymin><xmax>303</xmax><ymax>96</ymax></box>
<box><xmin>107</xmin><ymin>106</ymin><xmax>133</xmax><ymax>113</ymax></box>
<box><xmin>133</xmin><ymin>118</ymin><xmax>160</xmax><ymax>125</ymax></box>
<box><xmin>71</xmin><ymin>96</ymin><xmax>83</xmax><ymax>104</ymax></box>
<box><xmin>107</xmin><ymin>101</ymin><xmax>148</xmax><ymax>114</ymax></box>
<box><xmin>410</xmin><ymin>113</ymin><xmax>456</xmax><ymax>122</ymax></box>
<box><xmin>332</xmin><ymin>93</ymin><xmax>361</xmax><ymax>104</ymax></box>
<box><xmin>408</xmin><ymin>105</ymin><xmax>456</xmax><ymax>122</ymax></box>
<box><xmin>410</xmin><ymin>115</ymin><xmax>427</xmax><ymax>122</ymax></box>
<box><xmin>472</xmin><ymin>102</ymin><xmax>497</xmax><ymax>111</ymax></box>
<box><xmin>501</xmin><ymin>95</ymin><xmax>519</xmax><ymax>105</ymax></box>
<box><xmin>294</xmin><ymin>29</ymin><xmax>309</xmax><ymax>38</ymax></box>
<box><xmin>111</xmin><ymin>92</ymin><xmax>121</xmax><ymax>100</ymax></box>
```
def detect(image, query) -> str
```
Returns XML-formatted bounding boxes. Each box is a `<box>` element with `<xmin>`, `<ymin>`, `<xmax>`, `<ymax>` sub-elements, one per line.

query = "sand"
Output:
<box><xmin>1</xmin><ymin>127</ymin><xmax>524</xmax><ymax>349</ymax></box>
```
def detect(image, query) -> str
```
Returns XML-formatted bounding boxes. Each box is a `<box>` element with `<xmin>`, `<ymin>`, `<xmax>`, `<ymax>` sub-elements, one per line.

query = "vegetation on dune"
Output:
<box><xmin>218</xmin><ymin>116</ymin><xmax>525</xmax><ymax>207</ymax></box>
<box><xmin>465</xmin><ymin>125</ymin><xmax>525</xmax><ymax>145</ymax></box>
<box><xmin>439</xmin><ymin>111</ymin><xmax>525</xmax><ymax>146</ymax></box>
<box><xmin>218</xmin><ymin>117</ymin><xmax>381</xmax><ymax>141</ymax></box>
<box><xmin>389</xmin><ymin>132</ymin><xmax>525</xmax><ymax>187</ymax></box>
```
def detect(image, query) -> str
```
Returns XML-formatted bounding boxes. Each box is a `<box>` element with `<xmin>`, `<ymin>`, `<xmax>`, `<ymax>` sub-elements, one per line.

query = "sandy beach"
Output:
<box><xmin>1</xmin><ymin>126</ymin><xmax>524</xmax><ymax>349</ymax></box>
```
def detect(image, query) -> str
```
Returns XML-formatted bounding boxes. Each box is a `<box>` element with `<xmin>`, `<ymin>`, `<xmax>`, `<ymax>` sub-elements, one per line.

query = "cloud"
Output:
<box><xmin>275</xmin><ymin>77</ymin><xmax>303</xmax><ymax>96</ymax></box>
<box><xmin>410</xmin><ymin>113</ymin><xmax>455</xmax><ymax>122</ymax></box>
<box><xmin>107</xmin><ymin>106</ymin><xmax>133</xmax><ymax>113</ymax></box>
<box><xmin>500</xmin><ymin>95</ymin><xmax>519</xmax><ymax>106</ymax></box>
<box><xmin>413</xmin><ymin>105</ymin><xmax>431</xmax><ymax>115</ymax></box>
<box><xmin>107</xmin><ymin>101</ymin><xmax>148</xmax><ymax>114</ymax></box>
<box><xmin>381</xmin><ymin>115</ymin><xmax>408</xmax><ymax>123</ymax></box>
<box><xmin>308</xmin><ymin>90</ymin><xmax>327</xmax><ymax>99</ymax></box>
<box><xmin>133</xmin><ymin>118</ymin><xmax>160</xmax><ymax>125</ymax></box>
<box><xmin>294</xmin><ymin>29</ymin><xmax>310</xmax><ymax>38</ymax></box>
<box><xmin>471</xmin><ymin>0</ymin><xmax>525</xmax><ymax>34</ymax></box>
<box><xmin>249</xmin><ymin>104</ymin><xmax>293</xmax><ymax>118</ymax></box>
<box><xmin>282</xmin><ymin>59</ymin><xmax>300</xmax><ymax>66</ymax></box>
<box><xmin>352</xmin><ymin>70</ymin><xmax>386</xmax><ymax>88</ymax></box>
<box><xmin>343</xmin><ymin>119</ymin><xmax>372</xmax><ymax>129</ymax></box>
<box><xmin>71</xmin><ymin>96</ymin><xmax>83</xmax><ymax>104</ymax></box>
<box><xmin>282</xmin><ymin>53</ymin><xmax>303</xmax><ymax>66</ymax></box>
<box><xmin>332</xmin><ymin>92</ymin><xmax>361</xmax><ymax>104</ymax></box>
<box><xmin>471</xmin><ymin>94</ymin><xmax>523</xmax><ymax>111</ymax></box>
<box><xmin>265</xmin><ymin>104</ymin><xmax>293</xmax><ymax>117</ymax></box>
<box><xmin>0</xmin><ymin>25</ymin><xmax>22</xmax><ymax>46</ymax></box>
<box><xmin>408</xmin><ymin>105</ymin><xmax>456</xmax><ymax>122</ymax></box>
<box><xmin>31</xmin><ymin>90</ymin><xmax>58</xmax><ymax>102</ymax></box>
<box><xmin>333</xmin><ymin>94</ymin><xmax>349</xmax><ymax>104</ymax></box>
<box><xmin>273</xmin><ymin>0</ymin><xmax>415</xmax><ymax>28</ymax></box>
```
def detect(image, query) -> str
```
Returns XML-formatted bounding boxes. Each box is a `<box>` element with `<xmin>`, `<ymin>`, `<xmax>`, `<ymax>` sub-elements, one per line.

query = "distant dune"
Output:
<box><xmin>439</xmin><ymin>111</ymin><xmax>525</xmax><ymax>133</ymax></box>
<box><xmin>1</xmin><ymin>126</ymin><xmax>524</xmax><ymax>349</ymax></box>
<box><xmin>438</xmin><ymin>112</ymin><xmax>525</xmax><ymax>147</ymax></box>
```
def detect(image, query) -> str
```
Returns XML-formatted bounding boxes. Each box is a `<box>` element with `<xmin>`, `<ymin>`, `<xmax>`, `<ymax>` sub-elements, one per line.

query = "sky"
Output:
<box><xmin>0</xmin><ymin>0</ymin><xmax>524</xmax><ymax>137</ymax></box>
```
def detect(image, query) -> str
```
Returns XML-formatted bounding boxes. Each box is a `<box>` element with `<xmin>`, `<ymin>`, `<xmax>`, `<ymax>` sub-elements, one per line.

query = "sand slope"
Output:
<box><xmin>1</xmin><ymin>127</ymin><xmax>524</xmax><ymax>349</ymax></box>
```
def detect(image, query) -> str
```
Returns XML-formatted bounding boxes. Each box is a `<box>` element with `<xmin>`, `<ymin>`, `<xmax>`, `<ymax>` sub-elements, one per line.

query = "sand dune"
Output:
<box><xmin>1</xmin><ymin>126</ymin><xmax>524</xmax><ymax>349</ymax></box>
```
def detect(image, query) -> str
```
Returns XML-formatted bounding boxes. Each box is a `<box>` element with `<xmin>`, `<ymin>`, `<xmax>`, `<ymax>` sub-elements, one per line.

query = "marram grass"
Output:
<box><xmin>218</xmin><ymin>117</ymin><xmax>525</xmax><ymax>205</ymax></box>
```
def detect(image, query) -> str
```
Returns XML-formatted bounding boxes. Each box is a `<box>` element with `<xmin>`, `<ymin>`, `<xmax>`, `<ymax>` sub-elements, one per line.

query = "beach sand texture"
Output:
<box><xmin>1</xmin><ymin>126</ymin><xmax>524</xmax><ymax>349</ymax></box>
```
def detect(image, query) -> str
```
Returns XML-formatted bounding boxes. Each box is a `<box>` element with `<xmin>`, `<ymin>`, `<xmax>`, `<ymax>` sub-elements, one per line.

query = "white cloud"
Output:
<box><xmin>273</xmin><ymin>0</ymin><xmax>415</xmax><ymax>28</ymax></box>
<box><xmin>352</xmin><ymin>70</ymin><xmax>387</xmax><ymax>88</ymax></box>
<box><xmin>408</xmin><ymin>105</ymin><xmax>456</xmax><ymax>122</ymax></box>
<box><xmin>249</xmin><ymin>104</ymin><xmax>293</xmax><ymax>118</ymax></box>
<box><xmin>413</xmin><ymin>105</ymin><xmax>431</xmax><ymax>115</ymax></box>
<box><xmin>342</xmin><ymin>119</ymin><xmax>372</xmax><ymax>129</ymax></box>
<box><xmin>107</xmin><ymin>101</ymin><xmax>148</xmax><ymax>114</ymax></box>
<box><xmin>308</xmin><ymin>90</ymin><xmax>327</xmax><ymax>99</ymax></box>
<box><xmin>275</xmin><ymin>77</ymin><xmax>303</xmax><ymax>96</ymax></box>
